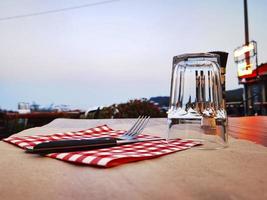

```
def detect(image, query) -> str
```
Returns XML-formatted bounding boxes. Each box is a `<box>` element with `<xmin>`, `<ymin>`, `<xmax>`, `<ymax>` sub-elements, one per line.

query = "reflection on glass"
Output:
<box><xmin>167</xmin><ymin>53</ymin><xmax>228</xmax><ymax>149</ymax></box>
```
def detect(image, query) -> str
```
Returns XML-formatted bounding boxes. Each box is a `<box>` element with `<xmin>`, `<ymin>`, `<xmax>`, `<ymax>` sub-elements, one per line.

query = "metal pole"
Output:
<box><xmin>244</xmin><ymin>0</ymin><xmax>249</xmax><ymax>45</ymax></box>
<box><xmin>243</xmin><ymin>0</ymin><xmax>250</xmax><ymax>115</ymax></box>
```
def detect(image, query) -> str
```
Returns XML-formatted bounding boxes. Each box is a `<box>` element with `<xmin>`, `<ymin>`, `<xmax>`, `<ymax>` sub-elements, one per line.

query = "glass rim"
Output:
<box><xmin>173</xmin><ymin>53</ymin><xmax>220</xmax><ymax>66</ymax></box>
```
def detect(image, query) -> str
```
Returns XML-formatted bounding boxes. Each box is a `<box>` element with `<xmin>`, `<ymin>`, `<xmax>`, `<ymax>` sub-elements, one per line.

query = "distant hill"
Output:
<box><xmin>149</xmin><ymin>96</ymin><xmax>169</xmax><ymax>107</ymax></box>
<box><xmin>149</xmin><ymin>88</ymin><xmax>244</xmax><ymax>107</ymax></box>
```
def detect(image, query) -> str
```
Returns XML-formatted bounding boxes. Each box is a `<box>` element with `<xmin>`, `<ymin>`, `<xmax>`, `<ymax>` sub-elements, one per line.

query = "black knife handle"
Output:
<box><xmin>26</xmin><ymin>137</ymin><xmax>118</xmax><ymax>155</ymax></box>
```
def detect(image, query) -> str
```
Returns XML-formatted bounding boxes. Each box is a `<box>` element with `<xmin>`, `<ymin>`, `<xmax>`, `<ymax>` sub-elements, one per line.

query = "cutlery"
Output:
<box><xmin>25</xmin><ymin>137</ymin><xmax>163</xmax><ymax>155</ymax></box>
<box><xmin>26</xmin><ymin>116</ymin><xmax>151</xmax><ymax>155</ymax></box>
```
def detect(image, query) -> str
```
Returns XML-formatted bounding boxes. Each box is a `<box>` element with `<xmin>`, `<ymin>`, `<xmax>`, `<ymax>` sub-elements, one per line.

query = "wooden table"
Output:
<box><xmin>228</xmin><ymin>116</ymin><xmax>267</xmax><ymax>146</ymax></box>
<box><xmin>0</xmin><ymin>117</ymin><xmax>266</xmax><ymax>200</ymax></box>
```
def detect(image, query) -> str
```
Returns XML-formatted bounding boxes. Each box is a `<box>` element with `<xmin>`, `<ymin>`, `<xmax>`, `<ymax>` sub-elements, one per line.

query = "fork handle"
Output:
<box><xmin>26</xmin><ymin>137</ymin><xmax>118</xmax><ymax>155</ymax></box>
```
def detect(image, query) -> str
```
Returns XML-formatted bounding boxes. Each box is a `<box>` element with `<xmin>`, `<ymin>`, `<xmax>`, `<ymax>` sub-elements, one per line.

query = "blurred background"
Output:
<box><xmin>0</xmin><ymin>0</ymin><xmax>266</xmax><ymax>137</ymax></box>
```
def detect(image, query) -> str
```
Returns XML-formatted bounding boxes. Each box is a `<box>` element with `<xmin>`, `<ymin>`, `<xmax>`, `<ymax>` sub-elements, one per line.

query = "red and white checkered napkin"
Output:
<box><xmin>4</xmin><ymin>125</ymin><xmax>200</xmax><ymax>168</ymax></box>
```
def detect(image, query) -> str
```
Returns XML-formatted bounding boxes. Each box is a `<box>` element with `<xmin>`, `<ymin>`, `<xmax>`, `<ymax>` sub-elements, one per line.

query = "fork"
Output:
<box><xmin>118</xmin><ymin>115</ymin><xmax>150</xmax><ymax>140</ymax></box>
<box><xmin>26</xmin><ymin>115</ymin><xmax>151</xmax><ymax>154</ymax></box>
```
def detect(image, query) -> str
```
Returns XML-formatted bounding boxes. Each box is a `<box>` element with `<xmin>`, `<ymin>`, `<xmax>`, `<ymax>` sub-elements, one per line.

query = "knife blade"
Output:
<box><xmin>25</xmin><ymin>137</ymin><xmax>164</xmax><ymax>155</ymax></box>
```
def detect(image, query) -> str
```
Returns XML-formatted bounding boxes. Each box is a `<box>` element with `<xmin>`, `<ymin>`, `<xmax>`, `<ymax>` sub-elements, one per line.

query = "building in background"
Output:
<box><xmin>233</xmin><ymin>0</ymin><xmax>267</xmax><ymax>115</ymax></box>
<box><xmin>237</xmin><ymin>61</ymin><xmax>267</xmax><ymax>115</ymax></box>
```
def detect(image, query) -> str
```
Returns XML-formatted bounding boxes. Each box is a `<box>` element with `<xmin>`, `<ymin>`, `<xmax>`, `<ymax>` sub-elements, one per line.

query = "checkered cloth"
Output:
<box><xmin>4</xmin><ymin>125</ymin><xmax>200</xmax><ymax>167</ymax></box>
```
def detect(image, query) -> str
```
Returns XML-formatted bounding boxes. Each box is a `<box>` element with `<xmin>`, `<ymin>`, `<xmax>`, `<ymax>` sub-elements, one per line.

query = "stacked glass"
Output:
<box><xmin>167</xmin><ymin>53</ymin><xmax>228</xmax><ymax>149</ymax></box>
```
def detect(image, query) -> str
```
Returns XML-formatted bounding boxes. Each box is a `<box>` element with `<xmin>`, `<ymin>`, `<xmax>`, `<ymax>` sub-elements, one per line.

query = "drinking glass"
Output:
<box><xmin>167</xmin><ymin>53</ymin><xmax>228</xmax><ymax>149</ymax></box>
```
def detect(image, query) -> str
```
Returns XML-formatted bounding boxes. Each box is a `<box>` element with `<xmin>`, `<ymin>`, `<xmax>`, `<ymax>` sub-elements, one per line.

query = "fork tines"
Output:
<box><xmin>125</xmin><ymin>116</ymin><xmax>150</xmax><ymax>138</ymax></box>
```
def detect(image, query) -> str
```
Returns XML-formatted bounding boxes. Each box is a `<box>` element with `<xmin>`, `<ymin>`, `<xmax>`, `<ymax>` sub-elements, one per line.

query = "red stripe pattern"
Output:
<box><xmin>4</xmin><ymin>125</ymin><xmax>200</xmax><ymax>167</ymax></box>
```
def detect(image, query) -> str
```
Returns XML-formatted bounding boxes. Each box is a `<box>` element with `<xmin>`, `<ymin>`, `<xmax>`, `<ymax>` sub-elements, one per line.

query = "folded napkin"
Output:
<box><xmin>4</xmin><ymin>125</ymin><xmax>200</xmax><ymax>167</ymax></box>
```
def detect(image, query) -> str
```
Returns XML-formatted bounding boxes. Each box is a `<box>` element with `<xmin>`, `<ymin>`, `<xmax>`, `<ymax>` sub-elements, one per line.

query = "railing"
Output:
<box><xmin>0</xmin><ymin>111</ymin><xmax>83</xmax><ymax>139</ymax></box>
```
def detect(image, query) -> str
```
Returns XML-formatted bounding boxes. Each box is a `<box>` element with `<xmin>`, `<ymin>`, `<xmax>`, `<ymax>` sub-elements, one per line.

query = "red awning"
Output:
<box><xmin>239</xmin><ymin>63</ymin><xmax>267</xmax><ymax>79</ymax></box>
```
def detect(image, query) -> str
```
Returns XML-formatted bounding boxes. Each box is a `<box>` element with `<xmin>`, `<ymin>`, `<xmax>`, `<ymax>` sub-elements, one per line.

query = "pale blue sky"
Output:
<box><xmin>0</xmin><ymin>0</ymin><xmax>267</xmax><ymax>110</ymax></box>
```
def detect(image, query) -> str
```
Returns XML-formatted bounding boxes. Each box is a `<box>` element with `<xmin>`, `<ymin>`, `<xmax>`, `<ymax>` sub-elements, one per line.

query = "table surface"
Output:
<box><xmin>228</xmin><ymin>116</ymin><xmax>267</xmax><ymax>146</ymax></box>
<box><xmin>0</xmin><ymin>117</ymin><xmax>266</xmax><ymax>200</ymax></box>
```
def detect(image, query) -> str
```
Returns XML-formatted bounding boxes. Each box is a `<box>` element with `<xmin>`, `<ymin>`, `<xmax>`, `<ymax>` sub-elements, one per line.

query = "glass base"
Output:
<box><xmin>167</xmin><ymin>118</ymin><xmax>228</xmax><ymax>150</ymax></box>
<box><xmin>187</xmin><ymin>139</ymin><xmax>228</xmax><ymax>150</ymax></box>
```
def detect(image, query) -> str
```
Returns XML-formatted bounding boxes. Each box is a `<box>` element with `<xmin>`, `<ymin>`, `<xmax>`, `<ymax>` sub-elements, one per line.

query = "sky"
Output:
<box><xmin>0</xmin><ymin>0</ymin><xmax>267</xmax><ymax>110</ymax></box>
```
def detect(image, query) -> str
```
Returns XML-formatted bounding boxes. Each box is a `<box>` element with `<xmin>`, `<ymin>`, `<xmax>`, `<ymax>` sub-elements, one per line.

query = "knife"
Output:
<box><xmin>25</xmin><ymin>137</ymin><xmax>164</xmax><ymax>155</ymax></box>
